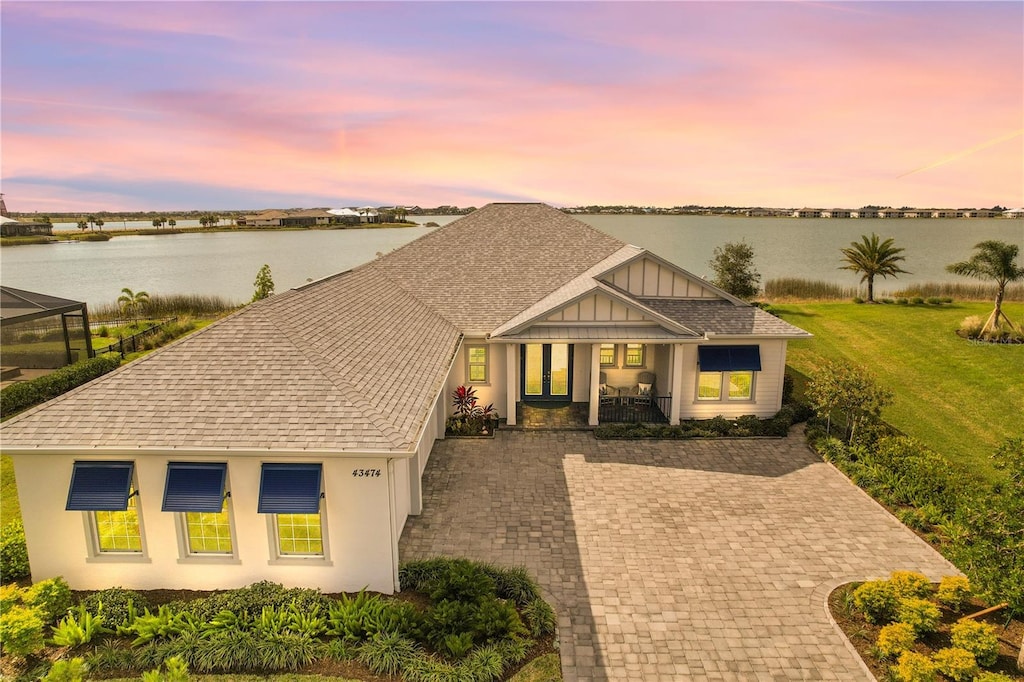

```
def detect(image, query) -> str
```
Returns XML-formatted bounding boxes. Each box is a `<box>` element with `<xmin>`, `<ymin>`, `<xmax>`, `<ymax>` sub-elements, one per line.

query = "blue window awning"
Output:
<box><xmin>258</xmin><ymin>464</ymin><xmax>323</xmax><ymax>514</ymax></box>
<box><xmin>162</xmin><ymin>463</ymin><xmax>227</xmax><ymax>513</ymax></box>
<box><xmin>698</xmin><ymin>345</ymin><xmax>762</xmax><ymax>372</ymax></box>
<box><xmin>66</xmin><ymin>461</ymin><xmax>134</xmax><ymax>511</ymax></box>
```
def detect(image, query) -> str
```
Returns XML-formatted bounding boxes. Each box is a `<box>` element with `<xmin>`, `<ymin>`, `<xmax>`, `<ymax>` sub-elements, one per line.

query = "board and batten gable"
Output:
<box><xmin>544</xmin><ymin>291</ymin><xmax>660</xmax><ymax>324</ymax></box>
<box><xmin>599</xmin><ymin>255</ymin><xmax>721</xmax><ymax>299</ymax></box>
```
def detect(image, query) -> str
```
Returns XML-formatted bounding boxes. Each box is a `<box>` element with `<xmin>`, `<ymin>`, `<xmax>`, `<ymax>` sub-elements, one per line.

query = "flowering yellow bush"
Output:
<box><xmin>890</xmin><ymin>571</ymin><xmax>932</xmax><ymax>599</ymax></box>
<box><xmin>950</xmin><ymin>619</ymin><xmax>999</xmax><ymax>667</ymax></box>
<box><xmin>935</xmin><ymin>576</ymin><xmax>971</xmax><ymax>610</ymax></box>
<box><xmin>931</xmin><ymin>647</ymin><xmax>979</xmax><ymax>681</ymax></box>
<box><xmin>876</xmin><ymin>622</ymin><xmax>916</xmax><ymax>658</ymax></box>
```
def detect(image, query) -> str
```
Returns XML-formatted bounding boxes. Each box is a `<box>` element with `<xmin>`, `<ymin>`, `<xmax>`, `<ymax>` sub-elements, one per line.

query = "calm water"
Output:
<box><xmin>2</xmin><ymin>215</ymin><xmax>1021</xmax><ymax>308</ymax></box>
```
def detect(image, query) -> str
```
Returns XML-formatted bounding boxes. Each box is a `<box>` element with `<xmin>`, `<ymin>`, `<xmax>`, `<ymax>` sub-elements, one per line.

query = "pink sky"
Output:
<box><xmin>1</xmin><ymin>1</ymin><xmax>1021</xmax><ymax>211</ymax></box>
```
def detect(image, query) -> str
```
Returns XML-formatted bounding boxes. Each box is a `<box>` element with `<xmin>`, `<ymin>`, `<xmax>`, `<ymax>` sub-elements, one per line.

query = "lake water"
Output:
<box><xmin>3</xmin><ymin>215</ymin><xmax>1022</xmax><ymax>308</ymax></box>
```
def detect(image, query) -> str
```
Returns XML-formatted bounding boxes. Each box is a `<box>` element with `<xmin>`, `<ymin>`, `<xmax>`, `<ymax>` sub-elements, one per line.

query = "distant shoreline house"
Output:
<box><xmin>0</xmin><ymin>195</ymin><xmax>53</xmax><ymax>237</ymax></box>
<box><xmin>1</xmin><ymin>203</ymin><xmax>809</xmax><ymax>595</ymax></box>
<box><xmin>237</xmin><ymin>207</ymin><xmax>381</xmax><ymax>227</ymax></box>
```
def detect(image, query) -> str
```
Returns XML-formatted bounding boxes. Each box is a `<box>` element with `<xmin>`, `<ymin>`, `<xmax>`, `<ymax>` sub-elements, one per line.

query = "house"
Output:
<box><xmin>328</xmin><ymin>207</ymin><xmax>380</xmax><ymax>224</ymax></box>
<box><xmin>821</xmin><ymin>209</ymin><xmax>852</xmax><ymax>218</ymax></box>
<box><xmin>877</xmin><ymin>208</ymin><xmax>905</xmax><ymax>219</ymax></box>
<box><xmin>962</xmin><ymin>209</ymin><xmax>1000</xmax><ymax>218</ymax></box>
<box><xmin>1003</xmin><ymin>208</ymin><xmax>1024</xmax><ymax>219</ymax></box>
<box><xmin>238</xmin><ymin>209</ymin><xmax>342</xmax><ymax>227</ymax></box>
<box><xmin>792</xmin><ymin>208</ymin><xmax>822</xmax><ymax>218</ymax></box>
<box><xmin>932</xmin><ymin>209</ymin><xmax>960</xmax><ymax>218</ymax></box>
<box><xmin>0</xmin><ymin>195</ymin><xmax>53</xmax><ymax>238</ymax></box>
<box><xmin>0</xmin><ymin>203</ymin><xmax>809</xmax><ymax>595</ymax></box>
<box><xmin>852</xmin><ymin>208</ymin><xmax>879</xmax><ymax>218</ymax></box>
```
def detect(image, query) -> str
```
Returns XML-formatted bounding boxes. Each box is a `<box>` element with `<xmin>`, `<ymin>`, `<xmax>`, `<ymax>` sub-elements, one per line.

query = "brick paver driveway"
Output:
<box><xmin>399</xmin><ymin>431</ymin><xmax>957</xmax><ymax>681</ymax></box>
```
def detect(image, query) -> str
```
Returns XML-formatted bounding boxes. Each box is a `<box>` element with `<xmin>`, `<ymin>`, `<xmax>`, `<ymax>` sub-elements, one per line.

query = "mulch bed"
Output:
<box><xmin>829</xmin><ymin>583</ymin><xmax>1024</xmax><ymax>680</ymax></box>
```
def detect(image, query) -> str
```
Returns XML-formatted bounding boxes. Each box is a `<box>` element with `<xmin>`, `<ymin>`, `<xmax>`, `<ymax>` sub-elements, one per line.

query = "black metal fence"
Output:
<box><xmin>94</xmin><ymin>317</ymin><xmax>178</xmax><ymax>358</ymax></box>
<box><xmin>598</xmin><ymin>395</ymin><xmax>671</xmax><ymax>424</ymax></box>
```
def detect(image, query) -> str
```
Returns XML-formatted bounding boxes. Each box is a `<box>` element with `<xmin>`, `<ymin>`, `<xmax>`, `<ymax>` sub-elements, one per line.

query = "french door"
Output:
<box><xmin>521</xmin><ymin>344</ymin><xmax>573</xmax><ymax>402</ymax></box>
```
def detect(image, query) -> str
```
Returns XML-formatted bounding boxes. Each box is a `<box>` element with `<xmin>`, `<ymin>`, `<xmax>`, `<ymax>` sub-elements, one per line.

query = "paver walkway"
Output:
<box><xmin>399</xmin><ymin>430</ymin><xmax>958</xmax><ymax>681</ymax></box>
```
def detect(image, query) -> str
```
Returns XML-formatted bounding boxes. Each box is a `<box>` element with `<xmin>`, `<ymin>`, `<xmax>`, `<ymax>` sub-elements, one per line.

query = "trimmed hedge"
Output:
<box><xmin>0</xmin><ymin>520</ymin><xmax>30</xmax><ymax>582</ymax></box>
<box><xmin>595</xmin><ymin>403</ymin><xmax>812</xmax><ymax>440</ymax></box>
<box><xmin>1</xmin><ymin>353</ymin><xmax>121</xmax><ymax>418</ymax></box>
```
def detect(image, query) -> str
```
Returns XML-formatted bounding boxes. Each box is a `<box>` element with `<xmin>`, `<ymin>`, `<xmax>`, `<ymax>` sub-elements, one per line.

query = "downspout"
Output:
<box><xmin>386</xmin><ymin>458</ymin><xmax>401</xmax><ymax>593</ymax></box>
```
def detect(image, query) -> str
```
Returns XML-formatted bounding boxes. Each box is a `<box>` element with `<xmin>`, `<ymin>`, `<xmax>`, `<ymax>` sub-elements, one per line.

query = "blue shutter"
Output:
<box><xmin>698</xmin><ymin>345</ymin><xmax>762</xmax><ymax>371</ymax></box>
<box><xmin>66</xmin><ymin>462</ymin><xmax>134</xmax><ymax>511</ymax></box>
<box><xmin>258</xmin><ymin>464</ymin><xmax>322</xmax><ymax>514</ymax></box>
<box><xmin>162</xmin><ymin>463</ymin><xmax>227</xmax><ymax>512</ymax></box>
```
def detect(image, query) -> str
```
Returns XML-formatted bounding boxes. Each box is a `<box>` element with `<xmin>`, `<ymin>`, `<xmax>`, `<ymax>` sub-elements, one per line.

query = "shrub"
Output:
<box><xmin>480</xmin><ymin>563</ymin><xmax>540</xmax><ymax>606</ymax></box>
<box><xmin>0</xmin><ymin>604</ymin><xmax>46</xmax><ymax>656</ymax></box>
<box><xmin>875</xmin><ymin>622</ymin><xmax>916</xmax><ymax>658</ymax></box>
<box><xmin>0</xmin><ymin>583</ymin><xmax>22</xmax><ymax>610</ymax></box>
<box><xmin>1</xmin><ymin>353</ymin><xmax>121</xmax><ymax>416</ymax></box>
<box><xmin>441</xmin><ymin>631</ymin><xmax>474</xmax><ymax>659</ymax></box>
<box><xmin>897</xmin><ymin>597</ymin><xmax>940</xmax><ymax>635</ymax></box>
<box><xmin>942</xmin><ymin>296</ymin><xmax>954</xmax><ymax>303</ymax></box>
<box><xmin>460</xmin><ymin>644</ymin><xmax>505</xmax><ymax>681</ymax></box>
<box><xmin>931</xmin><ymin>647</ymin><xmax>979</xmax><ymax>681</ymax></box>
<box><xmin>426</xmin><ymin>559</ymin><xmax>496</xmax><ymax>604</ymax></box>
<box><xmin>896</xmin><ymin>297</ymin><xmax>909</xmax><ymax>305</ymax></box>
<box><xmin>41</xmin><ymin>657</ymin><xmax>88</xmax><ymax>682</ymax></box>
<box><xmin>51</xmin><ymin>604</ymin><xmax>111</xmax><ymax>647</ymax></box>
<box><xmin>140</xmin><ymin>655</ymin><xmax>189</xmax><ymax>682</ymax></box>
<box><xmin>852</xmin><ymin>580</ymin><xmax>898</xmax><ymax>624</ymax></box>
<box><xmin>889</xmin><ymin>571</ymin><xmax>932</xmax><ymax>600</ymax></box>
<box><xmin>949</xmin><ymin>619</ymin><xmax>999</xmax><ymax>667</ymax></box>
<box><xmin>180</xmin><ymin>580</ymin><xmax>330</xmax><ymax>621</ymax></box>
<box><xmin>81</xmin><ymin>587</ymin><xmax>149</xmax><ymax>626</ymax></box>
<box><xmin>975</xmin><ymin>673</ymin><xmax>1014</xmax><ymax>682</ymax></box>
<box><xmin>472</xmin><ymin>596</ymin><xmax>527</xmax><ymax>643</ymax></box>
<box><xmin>936</xmin><ymin>576</ymin><xmax>971</xmax><ymax>610</ymax></box>
<box><xmin>0</xmin><ymin>520</ymin><xmax>31</xmax><ymax>581</ymax></box>
<box><xmin>852</xmin><ymin>296</ymin><xmax>864</xmax><ymax>304</ymax></box>
<box><xmin>522</xmin><ymin>597</ymin><xmax>558</xmax><ymax>637</ymax></box>
<box><xmin>24</xmin><ymin>577</ymin><xmax>72</xmax><ymax>623</ymax></box>
<box><xmin>881</xmin><ymin>298</ymin><xmax>895</xmax><ymax>304</ymax></box>
<box><xmin>893</xmin><ymin>651</ymin><xmax>937</xmax><ymax>682</ymax></box>
<box><xmin>911</xmin><ymin>296</ymin><xmax>925</xmax><ymax>305</ymax></box>
<box><xmin>959</xmin><ymin>315</ymin><xmax>985</xmax><ymax>338</ymax></box>
<box><xmin>925</xmin><ymin>297</ymin><xmax>943</xmax><ymax>305</ymax></box>
<box><xmin>358</xmin><ymin>630</ymin><xmax>419</xmax><ymax>676</ymax></box>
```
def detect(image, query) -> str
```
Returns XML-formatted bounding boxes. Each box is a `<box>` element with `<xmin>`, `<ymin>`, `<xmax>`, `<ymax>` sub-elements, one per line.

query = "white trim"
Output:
<box><xmin>589</xmin><ymin>344</ymin><xmax>601</xmax><ymax>426</ymax></box>
<box><xmin>505</xmin><ymin>344</ymin><xmax>517</xmax><ymax>426</ymax></box>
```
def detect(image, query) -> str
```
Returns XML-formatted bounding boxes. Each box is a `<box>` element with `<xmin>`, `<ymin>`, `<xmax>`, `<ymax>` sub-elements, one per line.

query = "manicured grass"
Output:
<box><xmin>773</xmin><ymin>301</ymin><xmax>1024</xmax><ymax>481</ymax></box>
<box><xmin>510</xmin><ymin>653</ymin><xmax>563</xmax><ymax>681</ymax></box>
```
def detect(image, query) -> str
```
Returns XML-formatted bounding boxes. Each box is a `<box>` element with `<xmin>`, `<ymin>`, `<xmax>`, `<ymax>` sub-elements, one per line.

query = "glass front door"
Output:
<box><xmin>521</xmin><ymin>344</ymin><xmax>573</xmax><ymax>402</ymax></box>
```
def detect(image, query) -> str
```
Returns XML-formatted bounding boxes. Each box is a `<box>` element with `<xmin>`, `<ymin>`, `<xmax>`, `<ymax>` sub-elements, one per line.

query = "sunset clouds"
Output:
<box><xmin>2</xmin><ymin>1</ymin><xmax>1021</xmax><ymax>211</ymax></box>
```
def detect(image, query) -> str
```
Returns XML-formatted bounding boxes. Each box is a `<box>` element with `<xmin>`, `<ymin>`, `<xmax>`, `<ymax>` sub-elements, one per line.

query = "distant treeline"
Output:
<box><xmin>764</xmin><ymin>278</ymin><xmax>1024</xmax><ymax>301</ymax></box>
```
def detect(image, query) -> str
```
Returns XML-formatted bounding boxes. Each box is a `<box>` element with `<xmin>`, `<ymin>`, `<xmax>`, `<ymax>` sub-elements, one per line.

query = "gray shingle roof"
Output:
<box><xmin>373</xmin><ymin>203</ymin><xmax>625</xmax><ymax>331</ymax></box>
<box><xmin>1</xmin><ymin>264</ymin><xmax>460</xmax><ymax>452</ymax></box>
<box><xmin>636</xmin><ymin>298</ymin><xmax>811</xmax><ymax>337</ymax></box>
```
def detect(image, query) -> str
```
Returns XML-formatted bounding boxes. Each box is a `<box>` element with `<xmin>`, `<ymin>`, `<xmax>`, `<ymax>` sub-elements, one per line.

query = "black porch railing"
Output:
<box><xmin>598</xmin><ymin>395</ymin><xmax>671</xmax><ymax>424</ymax></box>
<box><xmin>94</xmin><ymin>317</ymin><xmax>178</xmax><ymax>358</ymax></box>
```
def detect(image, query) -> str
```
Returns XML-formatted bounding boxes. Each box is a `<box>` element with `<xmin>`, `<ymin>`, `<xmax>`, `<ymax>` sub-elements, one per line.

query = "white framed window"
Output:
<box><xmin>728</xmin><ymin>371</ymin><xmax>754</xmax><ymax>400</ymax></box>
<box><xmin>624</xmin><ymin>343</ymin><xmax>646</xmax><ymax>368</ymax></box>
<box><xmin>92</xmin><ymin>493</ymin><xmax>143</xmax><ymax>553</ymax></box>
<box><xmin>275</xmin><ymin>513</ymin><xmax>324</xmax><ymax>556</ymax></box>
<box><xmin>67</xmin><ymin>461</ymin><xmax>145</xmax><ymax>556</ymax></box>
<box><xmin>183</xmin><ymin>502</ymin><xmax>235</xmax><ymax>555</ymax></box>
<box><xmin>697</xmin><ymin>372</ymin><xmax>723</xmax><ymax>400</ymax></box>
<box><xmin>466</xmin><ymin>345</ymin><xmax>489</xmax><ymax>384</ymax></box>
<box><xmin>599</xmin><ymin>344</ymin><xmax>617</xmax><ymax>367</ymax></box>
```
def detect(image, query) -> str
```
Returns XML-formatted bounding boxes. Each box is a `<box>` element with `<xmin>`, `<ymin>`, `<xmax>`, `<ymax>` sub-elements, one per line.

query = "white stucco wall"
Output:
<box><xmin>446</xmin><ymin>339</ymin><xmax>506</xmax><ymax>418</ymax></box>
<box><xmin>11</xmin><ymin>452</ymin><xmax>403</xmax><ymax>594</ymax></box>
<box><xmin>679</xmin><ymin>340</ymin><xmax>787</xmax><ymax>419</ymax></box>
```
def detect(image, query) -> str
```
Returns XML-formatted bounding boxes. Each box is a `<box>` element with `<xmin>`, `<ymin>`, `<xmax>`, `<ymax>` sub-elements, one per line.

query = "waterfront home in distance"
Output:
<box><xmin>1</xmin><ymin>203</ymin><xmax>809</xmax><ymax>594</ymax></box>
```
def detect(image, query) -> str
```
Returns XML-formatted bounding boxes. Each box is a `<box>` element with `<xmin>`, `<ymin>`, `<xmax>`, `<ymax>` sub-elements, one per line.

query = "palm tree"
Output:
<box><xmin>839</xmin><ymin>233</ymin><xmax>910</xmax><ymax>302</ymax></box>
<box><xmin>167</xmin><ymin>218</ymin><xmax>177</xmax><ymax>229</ymax></box>
<box><xmin>94</xmin><ymin>217</ymin><xmax>104</xmax><ymax>231</ymax></box>
<box><xmin>76</xmin><ymin>219</ymin><xmax>88</xmax><ymax>232</ymax></box>
<box><xmin>117</xmin><ymin>288</ymin><xmax>150</xmax><ymax>326</ymax></box>
<box><xmin>947</xmin><ymin>240</ymin><xmax>1024</xmax><ymax>336</ymax></box>
<box><xmin>87</xmin><ymin>215</ymin><xmax>97</xmax><ymax>231</ymax></box>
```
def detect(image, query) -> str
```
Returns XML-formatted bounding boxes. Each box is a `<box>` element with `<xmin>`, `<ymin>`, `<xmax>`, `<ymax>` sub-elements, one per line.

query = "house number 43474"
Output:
<box><xmin>352</xmin><ymin>469</ymin><xmax>381</xmax><ymax>478</ymax></box>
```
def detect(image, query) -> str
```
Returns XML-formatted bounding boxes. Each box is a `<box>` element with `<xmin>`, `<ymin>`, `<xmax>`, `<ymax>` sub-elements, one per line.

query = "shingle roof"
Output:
<box><xmin>1</xmin><ymin>265</ymin><xmax>460</xmax><ymax>452</ymax></box>
<box><xmin>373</xmin><ymin>203</ymin><xmax>625</xmax><ymax>331</ymax></box>
<box><xmin>636</xmin><ymin>298</ymin><xmax>811</xmax><ymax>337</ymax></box>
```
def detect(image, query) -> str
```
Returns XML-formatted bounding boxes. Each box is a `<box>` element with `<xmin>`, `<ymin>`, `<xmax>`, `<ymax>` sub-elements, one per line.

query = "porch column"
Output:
<box><xmin>670</xmin><ymin>344</ymin><xmax>685</xmax><ymax>424</ymax></box>
<box><xmin>589</xmin><ymin>343</ymin><xmax>601</xmax><ymax>426</ymax></box>
<box><xmin>505</xmin><ymin>344</ymin><xmax>517</xmax><ymax>426</ymax></box>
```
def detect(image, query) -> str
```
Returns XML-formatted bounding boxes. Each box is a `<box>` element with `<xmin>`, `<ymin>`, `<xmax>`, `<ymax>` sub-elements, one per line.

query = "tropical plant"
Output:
<box><xmin>448</xmin><ymin>385</ymin><xmax>498</xmax><ymax>435</ymax></box>
<box><xmin>950</xmin><ymin>619</ymin><xmax>999</xmax><ymax>667</ymax></box>
<box><xmin>708</xmin><ymin>240</ymin><xmax>761</xmax><ymax>299</ymax></box>
<box><xmin>76</xmin><ymin>219</ymin><xmax>88</xmax><ymax>232</ymax></box>
<box><xmin>839</xmin><ymin>233</ymin><xmax>910</xmax><ymax>302</ymax></box>
<box><xmin>947</xmin><ymin>240</ymin><xmax>1024</xmax><ymax>336</ymax></box>
<box><xmin>252</xmin><ymin>264</ymin><xmax>275</xmax><ymax>302</ymax></box>
<box><xmin>87</xmin><ymin>215</ymin><xmax>97</xmax><ymax>230</ymax></box>
<box><xmin>167</xmin><ymin>218</ymin><xmax>177</xmax><ymax>228</ymax></box>
<box><xmin>41</xmin><ymin>657</ymin><xmax>88</xmax><ymax>682</ymax></box>
<box><xmin>50</xmin><ymin>604</ymin><xmax>111</xmax><ymax>647</ymax></box>
<box><xmin>117</xmin><ymin>287</ymin><xmax>150</xmax><ymax>325</ymax></box>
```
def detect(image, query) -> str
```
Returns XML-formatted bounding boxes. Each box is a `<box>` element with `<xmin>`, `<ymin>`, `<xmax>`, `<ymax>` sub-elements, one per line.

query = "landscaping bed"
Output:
<box><xmin>0</xmin><ymin>559</ymin><xmax>560</xmax><ymax>682</ymax></box>
<box><xmin>829</xmin><ymin>577</ymin><xmax>1023</xmax><ymax>681</ymax></box>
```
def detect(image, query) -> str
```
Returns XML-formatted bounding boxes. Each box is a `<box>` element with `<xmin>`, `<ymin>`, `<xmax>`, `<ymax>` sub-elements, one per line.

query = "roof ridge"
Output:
<box><xmin>251</xmin><ymin>300</ymin><xmax>409</xmax><ymax>449</ymax></box>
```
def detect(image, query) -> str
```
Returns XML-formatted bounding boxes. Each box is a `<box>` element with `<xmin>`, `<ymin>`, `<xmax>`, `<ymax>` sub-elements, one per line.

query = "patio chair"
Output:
<box><xmin>628</xmin><ymin>371</ymin><xmax>657</xmax><ymax>406</ymax></box>
<box><xmin>598</xmin><ymin>371</ymin><xmax>618</xmax><ymax>405</ymax></box>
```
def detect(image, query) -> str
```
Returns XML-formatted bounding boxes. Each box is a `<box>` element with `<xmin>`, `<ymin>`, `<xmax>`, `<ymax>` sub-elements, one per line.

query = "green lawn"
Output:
<box><xmin>773</xmin><ymin>301</ymin><xmax>1024</xmax><ymax>481</ymax></box>
<box><xmin>0</xmin><ymin>455</ymin><xmax>20</xmax><ymax>527</ymax></box>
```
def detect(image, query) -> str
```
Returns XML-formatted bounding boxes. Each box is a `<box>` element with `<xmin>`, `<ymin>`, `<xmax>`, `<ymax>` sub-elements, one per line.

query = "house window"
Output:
<box><xmin>624</xmin><ymin>343</ymin><xmax>645</xmax><ymax>368</ymax></box>
<box><xmin>94</xmin><ymin>495</ymin><xmax>143</xmax><ymax>553</ymax></box>
<box><xmin>697</xmin><ymin>372</ymin><xmax>722</xmax><ymax>400</ymax></box>
<box><xmin>599</xmin><ymin>344</ymin><xmax>616</xmax><ymax>367</ymax></box>
<box><xmin>275</xmin><ymin>514</ymin><xmax>323</xmax><ymax>556</ymax></box>
<box><xmin>259</xmin><ymin>464</ymin><xmax>324</xmax><ymax>558</ymax></box>
<box><xmin>729</xmin><ymin>371</ymin><xmax>754</xmax><ymax>400</ymax></box>
<box><xmin>66</xmin><ymin>461</ymin><xmax>143</xmax><ymax>554</ymax></box>
<box><xmin>162</xmin><ymin>462</ymin><xmax>234</xmax><ymax>556</ymax></box>
<box><xmin>467</xmin><ymin>345</ymin><xmax>488</xmax><ymax>383</ymax></box>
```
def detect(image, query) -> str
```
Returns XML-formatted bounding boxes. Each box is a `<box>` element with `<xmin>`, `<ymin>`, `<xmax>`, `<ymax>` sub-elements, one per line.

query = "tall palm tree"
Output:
<box><xmin>947</xmin><ymin>240</ymin><xmax>1024</xmax><ymax>335</ymax></box>
<box><xmin>839</xmin><ymin>233</ymin><xmax>910</xmax><ymax>302</ymax></box>
<box><xmin>117</xmin><ymin>288</ymin><xmax>150</xmax><ymax>326</ymax></box>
